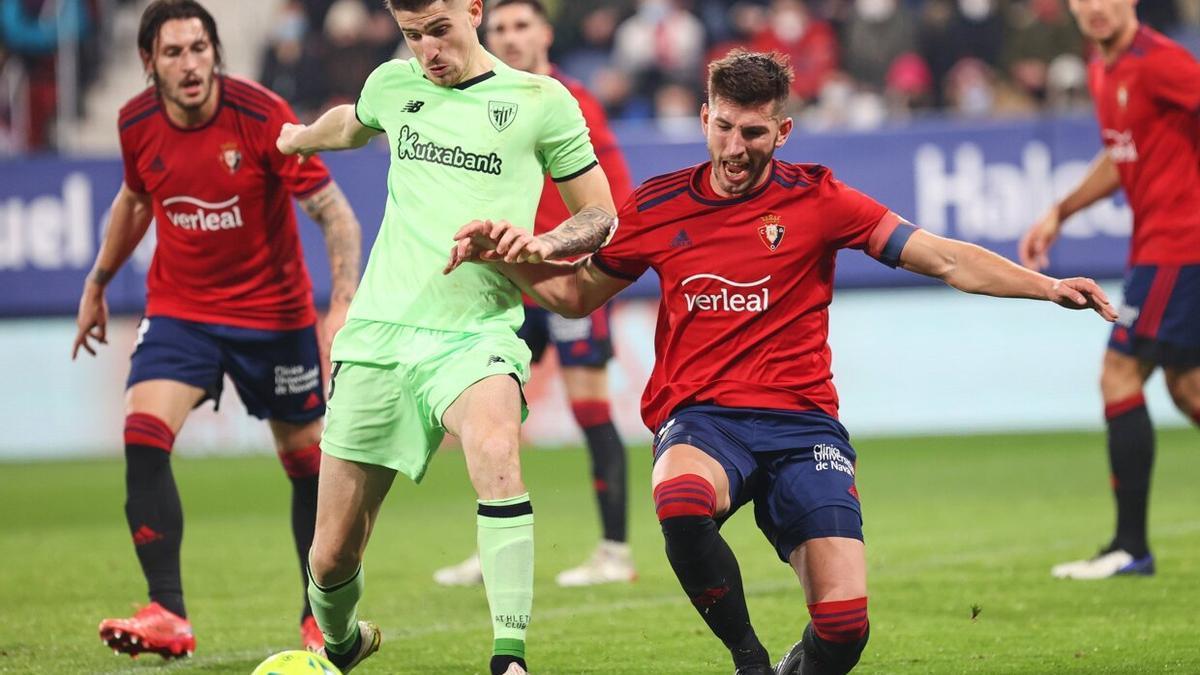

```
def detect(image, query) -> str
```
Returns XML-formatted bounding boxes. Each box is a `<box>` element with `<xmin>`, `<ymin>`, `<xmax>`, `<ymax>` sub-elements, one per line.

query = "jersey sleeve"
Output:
<box><xmin>576</xmin><ymin>86</ymin><xmax>634</xmax><ymax>204</ymax></box>
<box><xmin>1143</xmin><ymin>46</ymin><xmax>1200</xmax><ymax>112</ymax></box>
<box><xmin>118</xmin><ymin>127</ymin><xmax>146</xmax><ymax>194</ymax></box>
<box><xmin>591</xmin><ymin>194</ymin><xmax>650</xmax><ymax>281</ymax></box>
<box><xmin>266</xmin><ymin>97</ymin><xmax>333</xmax><ymax>198</ymax></box>
<box><xmin>537</xmin><ymin>78</ymin><xmax>599</xmax><ymax>182</ymax></box>
<box><xmin>821</xmin><ymin>174</ymin><xmax>917</xmax><ymax>268</ymax></box>
<box><xmin>354</xmin><ymin>62</ymin><xmax>388</xmax><ymax>132</ymax></box>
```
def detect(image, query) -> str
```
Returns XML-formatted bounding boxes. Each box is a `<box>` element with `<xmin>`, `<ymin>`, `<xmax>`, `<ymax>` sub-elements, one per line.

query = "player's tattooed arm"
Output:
<box><xmin>538</xmin><ymin>206</ymin><xmax>617</xmax><ymax>259</ymax></box>
<box><xmin>300</xmin><ymin>181</ymin><xmax>362</xmax><ymax>308</ymax></box>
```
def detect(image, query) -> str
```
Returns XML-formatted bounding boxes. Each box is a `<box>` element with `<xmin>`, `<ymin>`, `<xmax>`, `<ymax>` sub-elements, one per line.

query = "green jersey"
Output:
<box><xmin>348</xmin><ymin>55</ymin><xmax>597</xmax><ymax>335</ymax></box>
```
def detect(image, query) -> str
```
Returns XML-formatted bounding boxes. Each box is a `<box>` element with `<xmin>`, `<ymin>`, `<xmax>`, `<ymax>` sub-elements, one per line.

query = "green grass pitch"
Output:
<box><xmin>1</xmin><ymin>429</ymin><xmax>1197</xmax><ymax>674</ymax></box>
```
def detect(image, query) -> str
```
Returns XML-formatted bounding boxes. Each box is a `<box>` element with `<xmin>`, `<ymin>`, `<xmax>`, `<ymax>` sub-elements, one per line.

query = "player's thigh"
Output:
<box><xmin>1100</xmin><ymin>349</ymin><xmax>1155</xmax><ymax>403</ymax></box>
<box><xmin>549</xmin><ymin>307</ymin><xmax>614</xmax><ymax>374</ymax></box>
<box><xmin>561</xmin><ymin>365</ymin><xmax>609</xmax><ymax>402</ymax></box>
<box><xmin>1164</xmin><ymin>365</ymin><xmax>1200</xmax><ymax>417</ymax></box>
<box><xmin>755</xmin><ymin>441</ymin><xmax>863</xmax><ymax>570</ymax></box>
<box><xmin>222</xmin><ymin>323</ymin><xmax>325</xmax><ymax>425</ymax></box>
<box><xmin>442</xmin><ymin>375</ymin><xmax>525</xmax><ymax>498</ymax></box>
<box><xmin>125</xmin><ymin>316</ymin><xmax>224</xmax><ymax>431</ymax></box>
<box><xmin>323</xmin><ymin>361</ymin><xmax>443</xmax><ymax>482</ymax></box>
<box><xmin>788</xmin><ymin>537</ymin><xmax>867</xmax><ymax>604</ymax></box>
<box><xmin>269</xmin><ymin>418</ymin><xmax>323</xmax><ymax>454</ymax></box>
<box><xmin>125</xmin><ymin>380</ymin><xmax>207</xmax><ymax>434</ymax></box>
<box><xmin>431</xmin><ymin>330</ymin><xmax>530</xmax><ymax>451</ymax></box>
<box><xmin>310</xmin><ymin>452</ymin><xmax>396</xmax><ymax>580</ymax></box>
<box><xmin>652</xmin><ymin>444</ymin><xmax>733</xmax><ymax>515</ymax></box>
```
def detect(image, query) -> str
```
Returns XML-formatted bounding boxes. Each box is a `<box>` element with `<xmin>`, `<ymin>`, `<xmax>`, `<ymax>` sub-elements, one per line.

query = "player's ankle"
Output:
<box><xmin>323</xmin><ymin>628</ymin><xmax>362</xmax><ymax>670</ymax></box>
<box><xmin>490</xmin><ymin>654</ymin><xmax>527</xmax><ymax>675</ymax></box>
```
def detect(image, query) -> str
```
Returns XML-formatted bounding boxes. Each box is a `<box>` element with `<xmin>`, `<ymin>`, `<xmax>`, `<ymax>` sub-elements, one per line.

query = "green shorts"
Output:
<box><xmin>322</xmin><ymin>319</ymin><xmax>531</xmax><ymax>482</ymax></box>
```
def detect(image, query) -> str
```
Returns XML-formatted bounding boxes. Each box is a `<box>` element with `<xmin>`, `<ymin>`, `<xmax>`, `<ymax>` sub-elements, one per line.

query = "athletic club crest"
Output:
<box><xmin>489</xmin><ymin>101</ymin><xmax>518</xmax><ymax>132</ymax></box>
<box><xmin>757</xmin><ymin>214</ymin><xmax>785</xmax><ymax>251</ymax></box>
<box><xmin>219</xmin><ymin>142</ymin><xmax>242</xmax><ymax>174</ymax></box>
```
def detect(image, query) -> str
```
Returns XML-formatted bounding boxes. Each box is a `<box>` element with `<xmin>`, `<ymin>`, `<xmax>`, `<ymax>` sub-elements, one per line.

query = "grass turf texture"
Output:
<box><xmin>1</xmin><ymin>429</ymin><xmax>1196</xmax><ymax>674</ymax></box>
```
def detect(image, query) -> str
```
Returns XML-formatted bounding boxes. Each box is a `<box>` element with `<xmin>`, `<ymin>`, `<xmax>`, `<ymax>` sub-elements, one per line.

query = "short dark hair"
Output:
<box><xmin>138</xmin><ymin>0</ymin><xmax>222</xmax><ymax>65</ymax></box>
<box><xmin>707</xmin><ymin>49</ymin><xmax>793</xmax><ymax>112</ymax></box>
<box><xmin>487</xmin><ymin>0</ymin><xmax>548</xmax><ymax>19</ymax></box>
<box><xmin>386</xmin><ymin>0</ymin><xmax>446</xmax><ymax>11</ymax></box>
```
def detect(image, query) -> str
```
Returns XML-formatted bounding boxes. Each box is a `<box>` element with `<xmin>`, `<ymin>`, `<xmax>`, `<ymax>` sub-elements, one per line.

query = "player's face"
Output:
<box><xmin>485</xmin><ymin>4</ymin><xmax>552</xmax><ymax>73</ymax></box>
<box><xmin>702</xmin><ymin>97</ymin><xmax>793</xmax><ymax>196</ymax></box>
<box><xmin>394</xmin><ymin>0</ymin><xmax>484</xmax><ymax>87</ymax></box>
<box><xmin>1067</xmin><ymin>0</ymin><xmax>1137</xmax><ymax>44</ymax></box>
<box><xmin>145</xmin><ymin>18</ymin><xmax>217</xmax><ymax>112</ymax></box>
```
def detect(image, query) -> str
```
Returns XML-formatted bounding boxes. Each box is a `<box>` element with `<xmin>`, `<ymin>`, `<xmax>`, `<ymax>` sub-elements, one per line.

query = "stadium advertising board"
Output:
<box><xmin>0</xmin><ymin>116</ymin><xmax>1128</xmax><ymax>317</ymax></box>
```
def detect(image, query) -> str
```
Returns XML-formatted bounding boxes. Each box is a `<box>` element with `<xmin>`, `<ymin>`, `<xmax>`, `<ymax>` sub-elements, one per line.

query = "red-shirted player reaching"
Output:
<box><xmin>1021</xmin><ymin>0</ymin><xmax>1200</xmax><ymax>580</ymax></box>
<box><xmin>433</xmin><ymin>0</ymin><xmax>638</xmax><ymax>590</ymax></box>
<box><xmin>70</xmin><ymin>0</ymin><xmax>363</xmax><ymax>659</ymax></box>
<box><xmin>448</xmin><ymin>51</ymin><xmax>1115</xmax><ymax>674</ymax></box>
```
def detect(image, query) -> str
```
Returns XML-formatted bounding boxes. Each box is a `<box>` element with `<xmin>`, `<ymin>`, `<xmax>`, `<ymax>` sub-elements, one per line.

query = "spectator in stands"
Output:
<box><xmin>1002</xmin><ymin>0</ymin><xmax>1083</xmax><ymax>102</ymax></box>
<box><xmin>842</xmin><ymin>0</ymin><xmax>918</xmax><ymax>92</ymax></box>
<box><xmin>259</xmin><ymin>0</ymin><xmax>327</xmax><ymax>120</ymax></box>
<box><xmin>317</xmin><ymin>0</ymin><xmax>382</xmax><ymax>106</ymax></box>
<box><xmin>750</xmin><ymin>0</ymin><xmax>838</xmax><ymax>101</ymax></box>
<box><xmin>612</xmin><ymin>0</ymin><xmax>706</xmax><ymax>117</ymax></box>
<box><xmin>884</xmin><ymin>51</ymin><xmax>935</xmax><ymax>117</ymax></box>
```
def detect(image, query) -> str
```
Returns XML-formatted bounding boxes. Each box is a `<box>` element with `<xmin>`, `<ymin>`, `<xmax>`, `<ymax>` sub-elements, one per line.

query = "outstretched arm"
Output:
<box><xmin>277</xmin><ymin>104</ymin><xmax>380</xmax><ymax>158</ymax></box>
<box><xmin>298</xmin><ymin>181</ymin><xmax>362</xmax><ymax>362</ymax></box>
<box><xmin>1019</xmin><ymin>150</ymin><xmax>1120</xmax><ymax>270</ymax></box>
<box><xmin>73</xmin><ymin>183</ymin><xmax>153</xmax><ymax>359</ymax></box>
<box><xmin>899</xmin><ymin>228</ymin><xmax>1118</xmax><ymax>320</ymax></box>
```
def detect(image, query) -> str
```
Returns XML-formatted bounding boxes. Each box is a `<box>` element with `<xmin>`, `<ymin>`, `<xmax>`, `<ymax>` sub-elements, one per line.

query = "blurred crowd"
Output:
<box><xmin>2</xmin><ymin>0</ymin><xmax>1199</xmax><ymax>152</ymax></box>
<box><xmin>261</xmin><ymin>0</ymin><xmax>1200</xmax><ymax>131</ymax></box>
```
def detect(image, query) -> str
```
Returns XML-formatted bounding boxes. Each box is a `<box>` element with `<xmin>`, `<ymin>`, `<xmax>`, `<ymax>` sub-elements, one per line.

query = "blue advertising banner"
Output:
<box><xmin>0</xmin><ymin>115</ymin><xmax>1129</xmax><ymax>317</ymax></box>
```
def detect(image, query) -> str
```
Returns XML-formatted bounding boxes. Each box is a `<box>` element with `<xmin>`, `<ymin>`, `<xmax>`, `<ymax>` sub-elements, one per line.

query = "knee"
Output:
<box><xmin>308</xmin><ymin>539</ymin><xmax>361</xmax><ymax>585</ymax></box>
<box><xmin>1165</xmin><ymin>378</ymin><xmax>1200</xmax><ymax>422</ymax></box>
<box><xmin>654</xmin><ymin>474</ymin><xmax>718</xmax><ymax>554</ymax></box>
<box><xmin>570</xmin><ymin>399</ymin><xmax>612</xmax><ymax>429</ymax></box>
<box><xmin>1100</xmin><ymin>353</ymin><xmax>1145</xmax><ymax>402</ymax></box>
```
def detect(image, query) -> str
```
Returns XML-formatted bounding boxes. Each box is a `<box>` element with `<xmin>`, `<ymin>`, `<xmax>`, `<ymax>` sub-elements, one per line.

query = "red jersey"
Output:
<box><xmin>118</xmin><ymin>75</ymin><xmax>331</xmax><ymax>330</ymax></box>
<box><xmin>1088</xmin><ymin>26</ymin><xmax>1200</xmax><ymax>266</ymax></box>
<box><xmin>593</xmin><ymin>161</ymin><xmax>913</xmax><ymax>430</ymax></box>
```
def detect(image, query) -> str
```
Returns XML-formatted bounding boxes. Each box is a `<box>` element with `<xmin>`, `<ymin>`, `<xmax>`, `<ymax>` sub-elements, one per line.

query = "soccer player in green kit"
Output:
<box><xmin>275</xmin><ymin>1</ymin><xmax>616</xmax><ymax>672</ymax></box>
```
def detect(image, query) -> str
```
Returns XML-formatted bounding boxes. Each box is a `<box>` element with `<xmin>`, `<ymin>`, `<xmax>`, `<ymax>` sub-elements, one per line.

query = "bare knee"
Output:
<box><xmin>309</xmin><ymin>536</ymin><xmax>362</xmax><ymax>586</ymax></box>
<box><xmin>1165</xmin><ymin>368</ymin><xmax>1200</xmax><ymax>421</ymax></box>
<box><xmin>464</xmin><ymin>425</ymin><xmax>524</xmax><ymax>500</ymax></box>
<box><xmin>1101</xmin><ymin>351</ymin><xmax>1151</xmax><ymax>403</ymax></box>
<box><xmin>271</xmin><ymin>419</ymin><xmax>323</xmax><ymax>454</ymax></box>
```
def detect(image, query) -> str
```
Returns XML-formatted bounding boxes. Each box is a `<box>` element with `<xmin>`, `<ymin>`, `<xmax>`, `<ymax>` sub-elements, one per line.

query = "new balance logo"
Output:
<box><xmin>488</xmin><ymin>355</ymin><xmax>506</xmax><ymax>366</ymax></box>
<box><xmin>149</xmin><ymin>155</ymin><xmax>166</xmax><ymax>172</ymax></box>
<box><xmin>402</xmin><ymin>100</ymin><xmax>425</xmax><ymax>113</ymax></box>
<box><xmin>670</xmin><ymin>230</ymin><xmax>693</xmax><ymax>248</ymax></box>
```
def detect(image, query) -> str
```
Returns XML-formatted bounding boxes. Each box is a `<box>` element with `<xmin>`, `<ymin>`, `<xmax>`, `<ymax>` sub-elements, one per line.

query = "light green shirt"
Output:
<box><xmin>347</xmin><ymin>55</ymin><xmax>597</xmax><ymax>336</ymax></box>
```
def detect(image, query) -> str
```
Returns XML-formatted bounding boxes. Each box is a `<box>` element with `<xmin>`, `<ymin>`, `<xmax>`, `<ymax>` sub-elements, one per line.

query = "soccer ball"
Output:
<box><xmin>251</xmin><ymin>650</ymin><xmax>341</xmax><ymax>675</ymax></box>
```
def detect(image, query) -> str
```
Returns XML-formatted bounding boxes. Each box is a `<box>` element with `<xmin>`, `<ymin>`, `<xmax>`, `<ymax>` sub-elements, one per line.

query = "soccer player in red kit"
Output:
<box><xmin>1020</xmin><ymin>0</ymin><xmax>1200</xmax><ymax>580</ymax></box>
<box><xmin>433</xmin><ymin>0</ymin><xmax>637</xmax><ymax>588</ymax></box>
<box><xmin>70</xmin><ymin>0</ymin><xmax>362</xmax><ymax>659</ymax></box>
<box><xmin>448</xmin><ymin>50</ymin><xmax>1115</xmax><ymax>673</ymax></box>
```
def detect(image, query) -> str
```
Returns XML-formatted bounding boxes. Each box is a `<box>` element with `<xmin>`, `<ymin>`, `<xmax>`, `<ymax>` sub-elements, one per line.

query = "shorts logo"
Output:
<box><xmin>681</xmin><ymin>273</ymin><xmax>770</xmax><ymax>313</ymax></box>
<box><xmin>488</xmin><ymin>101</ymin><xmax>518</xmax><ymax>132</ymax></box>
<box><xmin>813</xmin><ymin>444</ymin><xmax>854</xmax><ymax>477</ymax></box>
<box><xmin>758</xmin><ymin>214</ymin><xmax>785</xmax><ymax>251</ymax></box>
<box><xmin>274</xmin><ymin>364</ymin><xmax>320</xmax><ymax>396</ymax></box>
<box><xmin>488</xmin><ymin>354</ymin><xmax>506</xmax><ymax>366</ymax></box>
<box><xmin>219</xmin><ymin>142</ymin><xmax>242</xmax><ymax>174</ymax></box>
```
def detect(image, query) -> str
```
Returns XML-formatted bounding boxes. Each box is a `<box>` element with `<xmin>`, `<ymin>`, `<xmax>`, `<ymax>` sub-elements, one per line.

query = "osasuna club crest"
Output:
<box><xmin>489</xmin><ymin>100</ymin><xmax>518</xmax><ymax>132</ymax></box>
<box><xmin>219</xmin><ymin>142</ymin><xmax>242</xmax><ymax>174</ymax></box>
<box><xmin>758</xmin><ymin>214</ymin><xmax>785</xmax><ymax>251</ymax></box>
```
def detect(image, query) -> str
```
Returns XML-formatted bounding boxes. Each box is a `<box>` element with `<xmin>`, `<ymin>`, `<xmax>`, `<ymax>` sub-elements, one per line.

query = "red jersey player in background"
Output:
<box><xmin>432</xmin><ymin>0</ymin><xmax>638</xmax><ymax>588</ymax></box>
<box><xmin>70</xmin><ymin>0</ymin><xmax>363</xmax><ymax>659</ymax></box>
<box><xmin>448</xmin><ymin>50</ymin><xmax>1115</xmax><ymax>673</ymax></box>
<box><xmin>1020</xmin><ymin>0</ymin><xmax>1200</xmax><ymax>580</ymax></box>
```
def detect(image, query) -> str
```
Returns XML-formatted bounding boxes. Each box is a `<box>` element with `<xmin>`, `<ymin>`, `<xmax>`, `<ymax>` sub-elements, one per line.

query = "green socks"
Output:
<box><xmin>306</xmin><ymin>564</ymin><xmax>364</xmax><ymax>654</ymax></box>
<box><xmin>477</xmin><ymin>493</ymin><xmax>534</xmax><ymax>661</ymax></box>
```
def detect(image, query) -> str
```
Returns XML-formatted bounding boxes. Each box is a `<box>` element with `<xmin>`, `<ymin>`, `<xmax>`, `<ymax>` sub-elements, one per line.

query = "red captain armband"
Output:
<box><xmin>866</xmin><ymin>212</ymin><xmax>919</xmax><ymax>268</ymax></box>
